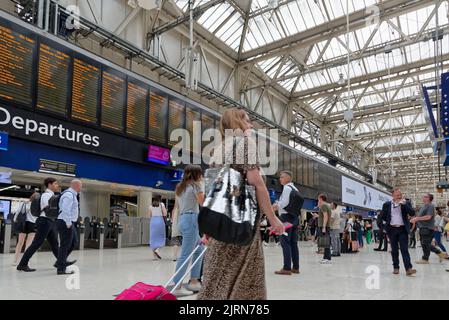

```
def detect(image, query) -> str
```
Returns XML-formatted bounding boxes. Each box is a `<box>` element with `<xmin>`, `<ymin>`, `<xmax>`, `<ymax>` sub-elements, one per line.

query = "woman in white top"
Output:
<box><xmin>148</xmin><ymin>197</ymin><xmax>167</xmax><ymax>260</ymax></box>
<box><xmin>345</xmin><ymin>215</ymin><xmax>359</xmax><ymax>252</ymax></box>
<box><xmin>13</xmin><ymin>194</ymin><xmax>37</xmax><ymax>265</ymax></box>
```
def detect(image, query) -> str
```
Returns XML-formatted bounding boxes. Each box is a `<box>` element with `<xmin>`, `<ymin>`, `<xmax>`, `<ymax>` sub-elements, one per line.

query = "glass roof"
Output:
<box><xmin>172</xmin><ymin>0</ymin><xmax>444</xmax><ymax>179</ymax></box>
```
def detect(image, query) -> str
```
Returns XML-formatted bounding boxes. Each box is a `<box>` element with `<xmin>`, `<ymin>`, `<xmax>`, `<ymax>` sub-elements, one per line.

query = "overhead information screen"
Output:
<box><xmin>72</xmin><ymin>58</ymin><xmax>99</xmax><ymax>123</ymax></box>
<box><xmin>126</xmin><ymin>81</ymin><xmax>147</xmax><ymax>137</ymax></box>
<box><xmin>0</xmin><ymin>24</ymin><xmax>35</xmax><ymax>106</ymax></box>
<box><xmin>148</xmin><ymin>91</ymin><xmax>167</xmax><ymax>144</ymax></box>
<box><xmin>36</xmin><ymin>43</ymin><xmax>70</xmax><ymax>115</ymax></box>
<box><xmin>186</xmin><ymin>106</ymin><xmax>200</xmax><ymax>151</ymax></box>
<box><xmin>101</xmin><ymin>70</ymin><xmax>125</xmax><ymax>131</ymax></box>
<box><xmin>168</xmin><ymin>99</ymin><xmax>185</xmax><ymax>146</ymax></box>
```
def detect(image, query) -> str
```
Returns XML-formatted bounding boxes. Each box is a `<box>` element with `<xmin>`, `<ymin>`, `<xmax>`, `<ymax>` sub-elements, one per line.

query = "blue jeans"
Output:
<box><xmin>387</xmin><ymin>226</ymin><xmax>412</xmax><ymax>270</ymax></box>
<box><xmin>279</xmin><ymin>214</ymin><xmax>299</xmax><ymax>270</ymax></box>
<box><xmin>173</xmin><ymin>212</ymin><xmax>204</xmax><ymax>285</ymax></box>
<box><xmin>433</xmin><ymin>231</ymin><xmax>447</xmax><ymax>253</ymax></box>
<box><xmin>358</xmin><ymin>230</ymin><xmax>364</xmax><ymax>247</ymax></box>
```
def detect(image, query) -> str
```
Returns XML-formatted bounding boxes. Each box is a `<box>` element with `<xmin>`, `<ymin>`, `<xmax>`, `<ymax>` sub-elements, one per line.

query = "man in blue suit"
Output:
<box><xmin>381</xmin><ymin>188</ymin><xmax>416</xmax><ymax>276</ymax></box>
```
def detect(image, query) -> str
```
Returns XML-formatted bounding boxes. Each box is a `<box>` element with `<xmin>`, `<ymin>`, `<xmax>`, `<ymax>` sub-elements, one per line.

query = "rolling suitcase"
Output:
<box><xmin>114</xmin><ymin>244</ymin><xmax>206</xmax><ymax>300</ymax></box>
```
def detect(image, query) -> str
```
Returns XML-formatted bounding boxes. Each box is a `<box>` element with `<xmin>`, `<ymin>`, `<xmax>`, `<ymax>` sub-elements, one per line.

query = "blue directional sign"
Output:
<box><xmin>0</xmin><ymin>132</ymin><xmax>8</xmax><ymax>151</ymax></box>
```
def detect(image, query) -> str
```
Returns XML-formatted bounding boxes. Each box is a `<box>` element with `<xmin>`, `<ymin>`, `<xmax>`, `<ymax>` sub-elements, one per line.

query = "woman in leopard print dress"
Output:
<box><xmin>197</xmin><ymin>108</ymin><xmax>284</xmax><ymax>300</ymax></box>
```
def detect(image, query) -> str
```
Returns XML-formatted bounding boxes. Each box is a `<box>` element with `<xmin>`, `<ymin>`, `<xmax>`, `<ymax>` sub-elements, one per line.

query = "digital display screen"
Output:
<box><xmin>147</xmin><ymin>145</ymin><xmax>170</xmax><ymax>166</ymax></box>
<box><xmin>126</xmin><ymin>81</ymin><xmax>147</xmax><ymax>137</ymax></box>
<box><xmin>101</xmin><ymin>70</ymin><xmax>125</xmax><ymax>131</ymax></box>
<box><xmin>0</xmin><ymin>23</ymin><xmax>35</xmax><ymax>106</ymax></box>
<box><xmin>168</xmin><ymin>99</ymin><xmax>184</xmax><ymax>146</ymax></box>
<box><xmin>148</xmin><ymin>91</ymin><xmax>167</xmax><ymax>144</ymax></box>
<box><xmin>36</xmin><ymin>43</ymin><xmax>70</xmax><ymax>115</ymax></box>
<box><xmin>72</xmin><ymin>58</ymin><xmax>99</xmax><ymax>123</ymax></box>
<box><xmin>39</xmin><ymin>159</ymin><xmax>76</xmax><ymax>177</ymax></box>
<box><xmin>0</xmin><ymin>199</ymin><xmax>11</xmax><ymax>219</ymax></box>
<box><xmin>186</xmin><ymin>106</ymin><xmax>200</xmax><ymax>152</ymax></box>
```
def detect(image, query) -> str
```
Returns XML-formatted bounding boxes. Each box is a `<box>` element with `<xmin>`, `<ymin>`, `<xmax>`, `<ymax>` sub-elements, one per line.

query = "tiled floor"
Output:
<box><xmin>1</xmin><ymin>241</ymin><xmax>449</xmax><ymax>300</ymax></box>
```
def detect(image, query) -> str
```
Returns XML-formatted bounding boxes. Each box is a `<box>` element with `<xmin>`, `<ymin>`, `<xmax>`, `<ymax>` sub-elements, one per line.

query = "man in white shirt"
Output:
<box><xmin>17</xmin><ymin>177</ymin><xmax>61</xmax><ymax>272</ymax></box>
<box><xmin>272</xmin><ymin>170</ymin><xmax>300</xmax><ymax>276</ymax></box>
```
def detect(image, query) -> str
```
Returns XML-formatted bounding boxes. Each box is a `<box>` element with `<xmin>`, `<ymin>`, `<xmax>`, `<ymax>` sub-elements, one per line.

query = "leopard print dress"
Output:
<box><xmin>197</xmin><ymin>137</ymin><xmax>266</xmax><ymax>300</ymax></box>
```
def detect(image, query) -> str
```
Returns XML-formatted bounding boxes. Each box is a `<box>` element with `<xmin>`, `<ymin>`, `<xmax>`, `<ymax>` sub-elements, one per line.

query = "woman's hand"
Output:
<box><xmin>268</xmin><ymin>216</ymin><xmax>285</xmax><ymax>236</ymax></box>
<box><xmin>200</xmin><ymin>234</ymin><xmax>210</xmax><ymax>246</ymax></box>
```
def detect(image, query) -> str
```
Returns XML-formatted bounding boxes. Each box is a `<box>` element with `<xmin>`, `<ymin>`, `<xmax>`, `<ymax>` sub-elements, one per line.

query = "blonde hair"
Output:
<box><xmin>219</xmin><ymin>108</ymin><xmax>249</xmax><ymax>137</ymax></box>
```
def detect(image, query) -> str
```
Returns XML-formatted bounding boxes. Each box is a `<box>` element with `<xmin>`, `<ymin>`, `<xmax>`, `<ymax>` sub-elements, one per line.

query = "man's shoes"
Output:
<box><xmin>406</xmin><ymin>269</ymin><xmax>417</xmax><ymax>276</ymax></box>
<box><xmin>373</xmin><ymin>248</ymin><xmax>382</xmax><ymax>251</ymax></box>
<box><xmin>416</xmin><ymin>260</ymin><xmax>429</xmax><ymax>264</ymax></box>
<box><xmin>57</xmin><ymin>270</ymin><xmax>75</xmax><ymax>275</ymax></box>
<box><xmin>53</xmin><ymin>260</ymin><xmax>77</xmax><ymax>268</ymax></box>
<box><xmin>17</xmin><ymin>265</ymin><xmax>36</xmax><ymax>272</ymax></box>
<box><xmin>393</xmin><ymin>269</ymin><xmax>400</xmax><ymax>274</ymax></box>
<box><xmin>291</xmin><ymin>269</ymin><xmax>300</xmax><ymax>274</ymax></box>
<box><xmin>331</xmin><ymin>254</ymin><xmax>341</xmax><ymax>257</ymax></box>
<box><xmin>275</xmin><ymin>269</ymin><xmax>292</xmax><ymax>275</ymax></box>
<box><xmin>438</xmin><ymin>253</ymin><xmax>446</xmax><ymax>263</ymax></box>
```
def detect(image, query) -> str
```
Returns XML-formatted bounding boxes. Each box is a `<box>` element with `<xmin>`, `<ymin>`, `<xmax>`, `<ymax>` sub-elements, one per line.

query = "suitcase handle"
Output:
<box><xmin>164</xmin><ymin>243</ymin><xmax>206</xmax><ymax>292</ymax></box>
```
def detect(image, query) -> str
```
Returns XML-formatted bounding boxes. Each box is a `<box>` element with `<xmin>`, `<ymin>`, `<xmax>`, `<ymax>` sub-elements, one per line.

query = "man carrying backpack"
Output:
<box><xmin>272</xmin><ymin>170</ymin><xmax>304</xmax><ymax>275</ymax></box>
<box><xmin>17</xmin><ymin>178</ymin><xmax>62</xmax><ymax>272</ymax></box>
<box><xmin>55</xmin><ymin>179</ymin><xmax>82</xmax><ymax>275</ymax></box>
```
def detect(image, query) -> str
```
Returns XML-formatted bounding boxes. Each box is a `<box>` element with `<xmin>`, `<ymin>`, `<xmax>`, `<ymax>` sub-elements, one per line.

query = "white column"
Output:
<box><xmin>138</xmin><ymin>191</ymin><xmax>153</xmax><ymax>217</ymax></box>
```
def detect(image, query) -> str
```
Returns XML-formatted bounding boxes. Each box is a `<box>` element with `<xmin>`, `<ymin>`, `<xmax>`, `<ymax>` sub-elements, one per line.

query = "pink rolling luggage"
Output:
<box><xmin>114</xmin><ymin>244</ymin><xmax>206</xmax><ymax>300</ymax></box>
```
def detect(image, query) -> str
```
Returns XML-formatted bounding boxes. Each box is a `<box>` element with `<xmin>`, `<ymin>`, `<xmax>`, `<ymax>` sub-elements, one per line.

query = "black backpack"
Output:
<box><xmin>353</xmin><ymin>220</ymin><xmax>361</xmax><ymax>231</ymax></box>
<box><xmin>14</xmin><ymin>202</ymin><xmax>27</xmax><ymax>231</ymax></box>
<box><xmin>30</xmin><ymin>194</ymin><xmax>43</xmax><ymax>217</ymax></box>
<box><xmin>44</xmin><ymin>190</ymin><xmax>76</xmax><ymax>220</ymax></box>
<box><xmin>44</xmin><ymin>192</ymin><xmax>64</xmax><ymax>220</ymax></box>
<box><xmin>284</xmin><ymin>185</ymin><xmax>304</xmax><ymax>217</ymax></box>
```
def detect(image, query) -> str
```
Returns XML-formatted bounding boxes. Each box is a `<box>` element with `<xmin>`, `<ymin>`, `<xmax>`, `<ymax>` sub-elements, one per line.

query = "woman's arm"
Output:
<box><xmin>246</xmin><ymin>168</ymin><xmax>284</xmax><ymax>235</ymax></box>
<box><xmin>195</xmin><ymin>192</ymin><xmax>205</xmax><ymax>206</ymax></box>
<box><xmin>161</xmin><ymin>203</ymin><xmax>167</xmax><ymax>217</ymax></box>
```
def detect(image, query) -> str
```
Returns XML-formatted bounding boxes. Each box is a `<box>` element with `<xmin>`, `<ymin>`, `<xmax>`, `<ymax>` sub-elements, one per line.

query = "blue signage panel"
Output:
<box><xmin>0</xmin><ymin>132</ymin><xmax>8</xmax><ymax>151</ymax></box>
<box><xmin>171</xmin><ymin>170</ymin><xmax>183</xmax><ymax>182</ymax></box>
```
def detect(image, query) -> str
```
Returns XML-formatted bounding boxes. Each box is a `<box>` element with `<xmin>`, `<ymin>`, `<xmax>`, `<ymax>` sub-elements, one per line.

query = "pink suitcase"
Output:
<box><xmin>114</xmin><ymin>244</ymin><xmax>206</xmax><ymax>300</ymax></box>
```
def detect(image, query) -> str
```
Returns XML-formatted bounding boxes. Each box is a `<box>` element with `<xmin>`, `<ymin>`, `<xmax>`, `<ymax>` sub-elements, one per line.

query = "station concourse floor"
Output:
<box><xmin>1</xmin><ymin>241</ymin><xmax>449</xmax><ymax>300</ymax></box>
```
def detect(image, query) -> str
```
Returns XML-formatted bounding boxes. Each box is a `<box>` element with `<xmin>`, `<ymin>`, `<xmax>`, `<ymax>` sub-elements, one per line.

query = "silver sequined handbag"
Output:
<box><xmin>198</xmin><ymin>166</ymin><xmax>259</xmax><ymax>246</ymax></box>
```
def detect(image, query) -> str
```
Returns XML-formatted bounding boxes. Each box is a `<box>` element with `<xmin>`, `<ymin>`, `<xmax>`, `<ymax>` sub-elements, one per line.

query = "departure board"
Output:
<box><xmin>101</xmin><ymin>71</ymin><xmax>125</xmax><ymax>131</ymax></box>
<box><xmin>148</xmin><ymin>91</ymin><xmax>167</xmax><ymax>144</ymax></box>
<box><xmin>126</xmin><ymin>82</ymin><xmax>147</xmax><ymax>137</ymax></box>
<box><xmin>186</xmin><ymin>106</ymin><xmax>200</xmax><ymax>151</ymax></box>
<box><xmin>0</xmin><ymin>24</ymin><xmax>35</xmax><ymax>106</ymax></box>
<box><xmin>36</xmin><ymin>43</ymin><xmax>70</xmax><ymax>115</ymax></box>
<box><xmin>201</xmin><ymin>113</ymin><xmax>215</xmax><ymax>149</ymax></box>
<box><xmin>72</xmin><ymin>58</ymin><xmax>99</xmax><ymax>123</ymax></box>
<box><xmin>168</xmin><ymin>99</ymin><xmax>185</xmax><ymax>146</ymax></box>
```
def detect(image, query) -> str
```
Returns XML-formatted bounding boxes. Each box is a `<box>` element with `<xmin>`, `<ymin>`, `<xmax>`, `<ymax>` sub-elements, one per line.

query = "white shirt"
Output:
<box><xmin>390</xmin><ymin>202</ymin><xmax>405</xmax><ymax>226</ymax></box>
<box><xmin>40</xmin><ymin>189</ymin><xmax>55</xmax><ymax>218</ymax></box>
<box><xmin>278</xmin><ymin>182</ymin><xmax>297</xmax><ymax>215</ymax></box>
<box><xmin>347</xmin><ymin>218</ymin><xmax>354</xmax><ymax>232</ymax></box>
<box><xmin>150</xmin><ymin>203</ymin><xmax>165</xmax><ymax>217</ymax></box>
<box><xmin>14</xmin><ymin>202</ymin><xmax>36</xmax><ymax>223</ymax></box>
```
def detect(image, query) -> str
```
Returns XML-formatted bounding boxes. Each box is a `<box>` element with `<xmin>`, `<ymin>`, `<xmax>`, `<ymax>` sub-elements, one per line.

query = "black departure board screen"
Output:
<box><xmin>186</xmin><ymin>106</ymin><xmax>200</xmax><ymax>151</ymax></box>
<box><xmin>168</xmin><ymin>99</ymin><xmax>185</xmax><ymax>146</ymax></box>
<box><xmin>101</xmin><ymin>70</ymin><xmax>125</xmax><ymax>131</ymax></box>
<box><xmin>126</xmin><ymin>82</ymin><xmax>147</xmax><ymax>137</ymax></box>
<box><xmin>36</xmin><ymin>43</ymin><xmax>70</xmax><ymax>115</ymax></box>
<box><xmin>148</xmin><ymin>91</ymin><xmax>167</xmax><ymax>144</ymax></box>
<box><xmin>0</xmin><ymin>24</ymin><xmax>35</xmax><ymax>106</ymax></box>
<box><xmin>72</xmin><ymin>58</ymin><xmax>99</xmax><ymax>123</ymax></box>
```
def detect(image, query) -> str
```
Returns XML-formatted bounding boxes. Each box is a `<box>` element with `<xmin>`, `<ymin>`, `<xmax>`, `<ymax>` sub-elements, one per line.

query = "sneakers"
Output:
<box><xmin>263</xmin><ymin>242</ymin><xmax>269</xmax><ymax>247</ymax></box>
<box><xmin>320</xmin><ymin>259</ymin><xmax>332</xmax><ymax>265</ymax></box>
<box><xmin>185</xmin><ymin>282</ymin><xmax>202</xmax><ymax>293</ymax></box>
<box><xmin>173</xmin><ymin>287</ymin><xmax>194</xmax><ymax>297</ymax></box>
<box><xmin>393</xmin><ymin>269</ymin><xmax>399</xmax><ymax>274</ymax></box>
<box><xmin>406</xmin><ymin>269</ymin><xmax>417</xmax><ymax>276</ymax></box>
<box><xmin>274</xmin><ymin>269</ymin><xmax>292</xmax><ymax>275</ymax></box>
<box><xmin>416</xmin><ymin>260</ymin><xmax>429</xmax><ymax>264</ymax></box>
